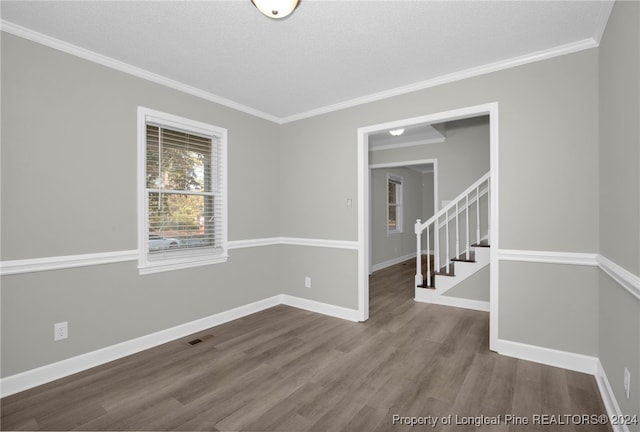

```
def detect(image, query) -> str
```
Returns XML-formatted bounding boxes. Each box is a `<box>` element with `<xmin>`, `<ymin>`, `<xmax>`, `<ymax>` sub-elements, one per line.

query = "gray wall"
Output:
<box><xmin>598</xmin><ymin>1</ymin><xmax>640</xmax><ymax>420</ymax></box>
<box><xmin>370</xmin><ymin>167</ymin><xmax>424</xmax><ymax>267</ymax></box>
<box><xmin>0</xmin><ymin>34</ymin><xmax>283</xmax><ymax>376</ymax></box>
<box><xmin>370</xmin><ymin>117</ymin><xmax>490</xmax><ymax>205</ymax></box>
<box><xmin>279</xmin><ymin>46</ymin><xmax>600</xmax><ymax>356</ymax></box>
<box><xmin>2</xmin><ymin>8</ymin><xmax>638</xmax><ymax>418</ymax></box>
<box><xmin>422</xmin><ymin>172</ymin><xmax>435</xmax><ymax>220</ymax></box>
<box><xmin>444</xmin><ymin>266</ymin><xmax>490</xmax><ymax>302</ymax></box>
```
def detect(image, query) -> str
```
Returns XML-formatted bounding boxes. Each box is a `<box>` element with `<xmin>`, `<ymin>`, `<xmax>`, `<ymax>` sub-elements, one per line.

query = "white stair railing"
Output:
<box><xmin>414</xmin><ymin>172</ymin><xmax>490</xmax><ymax>287</ymax></box>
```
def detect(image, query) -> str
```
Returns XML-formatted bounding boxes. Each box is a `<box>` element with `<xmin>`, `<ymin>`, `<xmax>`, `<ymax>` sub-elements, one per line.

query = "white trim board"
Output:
<box><xmin>358</xmin><ymin>102</ymin><xmax>500</xmax><ymax>348</ymax></box>
<box><xmin>414</xmin><ymin>290</ymin><xmax>490</xmax><ymax>313</ymax></box>
<box><xmin>496</xmin><ymin>339</ymin><xmax>599</xmax><ymax>375</ymax></box>
<box><xmin>596</xmin><ymin>360</ymin><xmax>632</xmax><ymax>432</ymax></box>
<box><xmin>280</xmin><ymin>39</ymin><xmax>598</xmax><ymax>123</ymax></box>
<box><xmin>1</xmin><ymin>20</ymin><xmax>602</xmax><ymax>125</ymax></box>
<box><xmin>370</xmin><ymin>252</ymin><xmax>417</xmax><ymax>273</ymax></box>
<box><xmin>497</xmin><ymin>339</ymin><xmax>630</xmax><ymax>432</ymax></box>
<box><xmin>498</xmin><ymin>249</ymin><xmax>640</xmax><ymax>301</ymax></box>
<box><xmin>499</xmin><ymin>249</ymin><xmax>599</xmax><ymax>266</ymax></box>
<box><xmin>0</xmin><ymin>250</ymin><xmax>139</xmax><ymax>276</ymax></box>
<box><xmin>0</xmin><ymin>237</ymin><xmax>359</xmax><ymax>276</ymax></box>
<box><xmin>0</xmin><ymin>21</ymin><xmax>280</xmax><ymax>124</ymax></box>
<box><xmin>280</xmin><ymin>295</ymin><xmax>360</xmax><ymax>322</ymax></box>
<box><xmin>0</xmin><ymin>295</ymin><xmax>280</xmax><ymax>398</ymax></box>
<box><xmin>597</xmin><ymin>255</ymin><xmax>640</xmax><ymax>301</ymax></box>
<box><xmin>0</xmin><ymin>294</ymin><xmax>359</xmax><ymax>398</ymax></box>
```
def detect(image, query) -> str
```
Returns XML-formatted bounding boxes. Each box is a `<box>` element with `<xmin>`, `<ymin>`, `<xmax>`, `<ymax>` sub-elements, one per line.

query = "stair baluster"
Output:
<box><xmin>415</xmin><ymin>171</ymin><xmax>490</xmax><ymax>289</ymax></box>
<box><xmin>476</xmin><ymin>186</ymin><xmax>481</xmax><ymax>245</ymax></box>
<box><xmin>426</xmin><ymin>224</ymin><xmax>431</xmax><ymax>287</ymax></box>
<box><xmin>455</xmin><ymin>202</ymin><xmax>460</xmax><ymax>260</ymax></box>
<box><xmin>465</xmin><ymin>194</ymin><xmax>470</xmax><ymax>260</ymax></box>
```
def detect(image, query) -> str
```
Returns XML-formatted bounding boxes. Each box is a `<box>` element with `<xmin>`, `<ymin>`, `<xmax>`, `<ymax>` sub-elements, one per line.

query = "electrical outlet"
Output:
<box><xmin>54</xmin><ymin>321</ymin><xmax>68</xmax><ymax>341</ymax></box>
<box><xmin>304</xmin><ymin>276</ymin><xmax>311</xmax><ymax>288</ymax></box>
<box><xmin>624</xmin><ymin>368</ymin><xmax>631</xmax><ymax>399</ymax></box>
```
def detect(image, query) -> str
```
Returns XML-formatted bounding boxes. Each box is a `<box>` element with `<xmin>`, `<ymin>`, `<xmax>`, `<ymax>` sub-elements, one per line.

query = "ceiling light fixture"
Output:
<box><xmin>251</xmin><ymin>0</ymin><xmax>300</xmax><ymax>19</ymax></box>
<box><xmin>389</xmin><ymin>129</ymin><xmax>405</xmax><ymax>136</ymax></box>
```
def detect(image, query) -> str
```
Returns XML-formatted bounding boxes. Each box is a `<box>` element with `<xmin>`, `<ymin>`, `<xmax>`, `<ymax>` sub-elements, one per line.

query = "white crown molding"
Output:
<box><xmin>279</xmin><ymin>38</ymin><xmax>599</xmax><ymax>123</ymax></box>
<box><xmin>1</xmin><ymin>20</ymin><xmax>599</xmax><ymax>125</ymax></box>
<box><xmin>592</xmin><ymin>0</ymin><xmax>615</xmax><ymax>45</ymax></box>
<box><xmin>0</xmin><ymin>250</ymin><xmax>138</xmax><ymax>276</ymax></box>
<box><xmin>0</xmin><ymin>20</ymin><xmax>281</xmax><ymax>124</ymax></box>
<box><xmin>0</xmin><ymin>295</ymin><xmax>282</xmax><ymax>398</ymax></box>
<box><xmin>597</xmin><ymin>255</ymin><xmax>640</xmax><ymax>301</ymax></box>
<box><xmin>498</xmin><ymin>249</ymin><xmax>598</xmax><ymax>266</ymax></box>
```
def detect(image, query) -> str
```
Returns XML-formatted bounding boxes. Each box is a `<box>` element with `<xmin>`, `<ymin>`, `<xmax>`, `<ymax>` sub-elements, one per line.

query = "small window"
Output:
<box><xmin>388</xmin><ymin>175</ymin><xmax>403</xmax><ymax>234</ymax></box>
<box><xmin>138</xmin><ymin>107</ymin><xmax>227</xmax><ymax>274</ymax></box>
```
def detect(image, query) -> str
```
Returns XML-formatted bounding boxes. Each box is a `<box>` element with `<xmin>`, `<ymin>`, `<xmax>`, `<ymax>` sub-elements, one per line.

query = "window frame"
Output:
<box><xmin>387</xmin><ymin>174</ymin><xmax>403</xmax><ymax>234</ymax></box>
<box><xmin>137</xmin><ymin>107</ymin><xmax>228</xmax><ymax>275</ymax></box>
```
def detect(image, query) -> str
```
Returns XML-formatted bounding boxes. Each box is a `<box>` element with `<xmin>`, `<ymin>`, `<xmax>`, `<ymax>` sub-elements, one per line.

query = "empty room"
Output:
<box><xmin>1</xmin><ymin>1</ymin><xmax>638</xmax><ymax>431</ymax></box>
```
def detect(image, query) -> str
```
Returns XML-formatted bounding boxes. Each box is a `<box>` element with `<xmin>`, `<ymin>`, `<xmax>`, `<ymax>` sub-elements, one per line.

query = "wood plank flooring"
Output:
<box><xmin>1</xmin><ymin>260</ymin><xmax>611</xmax><ymax>431</ymax></box>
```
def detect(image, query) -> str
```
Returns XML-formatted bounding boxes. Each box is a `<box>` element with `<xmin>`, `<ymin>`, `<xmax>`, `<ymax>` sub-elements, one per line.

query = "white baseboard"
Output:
<box><xmin>280</xmin><ymin>294</ymin><xmax>361</xmax><ymax>322</ymax></box>
<box><xmin>595</xmin><ymin>360</ymin><xmax>631</xmax><ymax>432</ymax></box>
<box><xmin>496</xmin><ymin>340</ymin><xmax>634</xmax><ymax>432</ymax></box>
<box><xmin>0</xmin><ymin>294</ymin><xmax>362</xmax><ymax>398</ymax></box>
<box><xmin>414</xmin><ymin>288</ymin><xmax>490</xmax><ymax>312</ymax></box>
<box><xmin>496</xmin><ymin>339</ymin><xmax>599</xmax><ymax>374</ymax></box>
<box><xmin>370</xmin><ymin>252</ymin><xmax>416</xmax><ymax>273</ymax></box>
<box><xmin>1</xmin><ymin>295</ymin><xmax>279</xmax><ymax>397</ymax></box>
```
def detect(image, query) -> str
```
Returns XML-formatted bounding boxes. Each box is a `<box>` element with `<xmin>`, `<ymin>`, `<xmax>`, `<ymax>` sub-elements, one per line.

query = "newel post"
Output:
<box><xmin>415</xmin><ymin>219</ymin><xmax>423</xmax><ymax>286</ymax></box>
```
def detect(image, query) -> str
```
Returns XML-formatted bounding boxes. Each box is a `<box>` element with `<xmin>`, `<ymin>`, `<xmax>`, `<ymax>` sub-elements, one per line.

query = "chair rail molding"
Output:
<box><xmin>0</xmin><ymin>238</ymin><xmax>359</xmax><ymax>276</ymax></box>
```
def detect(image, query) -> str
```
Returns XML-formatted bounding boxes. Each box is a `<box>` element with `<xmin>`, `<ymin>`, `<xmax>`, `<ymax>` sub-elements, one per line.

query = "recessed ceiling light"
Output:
<box><xmin>389</xmin><ymin>129</ymin><xmax>405</xmax><ymax>136</ymax></box>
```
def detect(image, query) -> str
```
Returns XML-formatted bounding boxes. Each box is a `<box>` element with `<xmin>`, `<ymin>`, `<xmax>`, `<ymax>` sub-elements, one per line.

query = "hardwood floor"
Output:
<box><xmin>1</xmin><ymin>260</ymin><xmax>611</xmax><ymax>431</ymax></box>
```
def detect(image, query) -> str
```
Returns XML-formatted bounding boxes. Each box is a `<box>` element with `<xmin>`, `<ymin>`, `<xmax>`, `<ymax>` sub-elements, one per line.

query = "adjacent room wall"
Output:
<box><xmin>0</xmin><ymin>34</ymin><xmax>283</xmax><ymax>377</ymax></box>
<box><xmin>370</xmin><ymin>116</ymin><xmax>490</xmax><ymax>205</ymax></box>
<box><xmin>279</xmin><ymin>47</ymin><xmax>600</xmax><ymax>357</ymax></box>
<box><xmin>597</xmin><ymin>0</ymin><xmax>640</xmax><ymax>419</ymax></box>
<box><xmin>370</xmin><ymin>167</ymin><xmax>423</xmax><ymax>269</ymax></box>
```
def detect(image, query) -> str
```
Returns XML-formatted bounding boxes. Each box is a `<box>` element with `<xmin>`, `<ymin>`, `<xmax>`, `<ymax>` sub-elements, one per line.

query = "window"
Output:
<box><xmin>387</xmin><ymin>175</ymin><xmax>403</xmax><ymax>234</ymax></box>
<box><xmin>138</xmin><ymin>107</ymin><xmax>227</xmax><ymax>274</ymax></box>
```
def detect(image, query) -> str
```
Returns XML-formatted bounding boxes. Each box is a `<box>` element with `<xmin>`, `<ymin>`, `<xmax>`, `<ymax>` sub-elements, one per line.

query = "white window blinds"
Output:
<box><xmin>138</xmin><ymin>108</ymin><xmax>227</xmax><ymax>274</ymax></box>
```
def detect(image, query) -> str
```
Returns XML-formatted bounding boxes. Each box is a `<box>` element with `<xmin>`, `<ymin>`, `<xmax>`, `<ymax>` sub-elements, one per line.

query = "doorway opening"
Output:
<box><xmin>357</xmin><ymin>103</ymin><xmax>499</xmax><ymax>351</ymax></box>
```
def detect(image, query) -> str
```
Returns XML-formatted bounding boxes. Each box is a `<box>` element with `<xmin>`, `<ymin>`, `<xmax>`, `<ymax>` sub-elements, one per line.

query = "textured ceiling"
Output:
<box><xmin>1</xmin><ymin>1</ymin><xmax>613</xmax><ymax>122</ymax></box>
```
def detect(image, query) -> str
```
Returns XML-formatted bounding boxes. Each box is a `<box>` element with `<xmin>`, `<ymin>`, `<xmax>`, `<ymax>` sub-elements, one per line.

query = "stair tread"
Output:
<box><xmin>471</xmin><ymin>240</ymin><xmax>490</xmax><ymax>247</ymax></box>
<box><xmin>451</xmin><ymin>250</ymin><xmax>476</xmax><ymax>263</ymax></box>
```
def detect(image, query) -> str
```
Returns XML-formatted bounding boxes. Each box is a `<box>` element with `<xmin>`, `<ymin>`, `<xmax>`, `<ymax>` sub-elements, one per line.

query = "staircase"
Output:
<box><xmin>414</xmin><ymin>172</ymin><xmax>490</xmax><ymax>302</ymax></box>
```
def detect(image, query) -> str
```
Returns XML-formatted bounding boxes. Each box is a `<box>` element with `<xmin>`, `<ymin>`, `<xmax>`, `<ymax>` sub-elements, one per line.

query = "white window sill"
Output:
<box><xmin>139</xmin><ymin>254</ymin><xmax>228</xmax><ymax>275</ymax></box>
